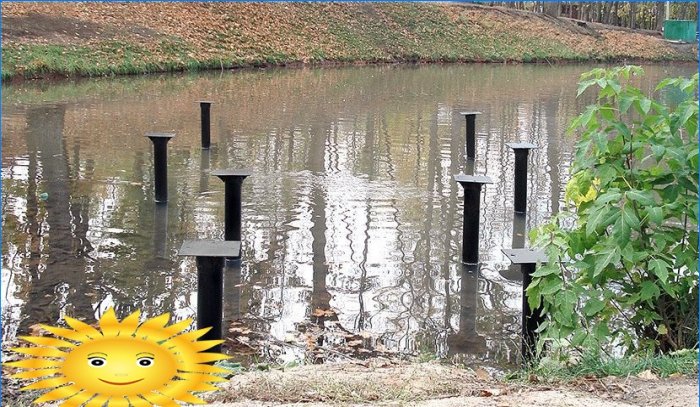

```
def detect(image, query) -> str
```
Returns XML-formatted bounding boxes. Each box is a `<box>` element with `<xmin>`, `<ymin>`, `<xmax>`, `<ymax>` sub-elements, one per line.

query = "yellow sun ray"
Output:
<box><xmin>141</xmin><ymin>318</ymin><xmax>193</xmax><ymax>342</ymax></box>
<box><xmin>34</xmin><ymin>384</ymin><xmax>79</xmax><ymax>403</ymax></box>
<box><xmin>173</xmin><ymin>370</ymin><xmax>226</xmax><ymax>391</ymax></box>
<box><xmin>191</xmin><ymin>352</ymin><xmax>231</xmax><ymax>364</ymax></box>
<box><xmin>10</xmin><ymin>307</ymin><xmax>230</xmax><ymax>406</ymax></box>
<box><xmin>6</xmin><ymin>358</ymin><xmax>63</xmax><ymax>369</ymax></box>
<box><xmin>83</xmin><ymin>394</ymin><xmax>109</xmax><ymax>407</ymax></box>
<box><xmin>40</xmin><ymin>324</ymin><xmax>93</xmax><ymax>343</ymax></box>
<box><xmin>141</xmin><ymin>392</ymin><xmax>181</xmax><ymax>407</ymax></box>
<box><xmin>117</xmin><ymin>309</ymin><xmax>141</xmax><ymax>335</ymax></box>
<box><xmin>188</xmin><ymin>381</ymin><xmax>221</xmax><ymax>392</ymax></box>
<box><xmin>162</xmin><ymin>327</ymin><xmax>212</xmax><ymax>351</ymax></box>
<box><xmin>126</xmin><ymin>395</ymin><xmax>153</xmax><ymax>407</ymax></box>
<box><xmin>11</xmin><ymin>346</ymin><xmax>68</xmax><ymax>358</ymax></box>
<box><xmin>18</xmin><ymin>335</ymin><xmax>76</xmax><ymax>349</ymax></box>
<box><xmin>97</xmin><ymin>308</ymin><xmax>121</xmax><ymax>337</ymax></box>
<box><xmin>159</xmin><ymin>387</ymin><xmax>207</xmax><ymax>405</ymax></box>
<box><xmin>22</xmin><ymin>376</ymin><xmax>70</xmax><ymax>390</ymax></box>
<box><xmin>178</xmin><ymin>362</ymin><xmax>232</xmax><ymax>374</ymax></box>
<box><xmin>134</xmin><ymin>312</ymin><xmax>169</xmax><ymax>333</ymax></box>
<box><xmin>107</xmin><ymin>396</ymin><xmax>130</xmax><ymax>407</ymax></box>
<box><xmin>11</xmin><ymin>368</ymin><xmax>60</xmax><ymax>380</ymax></box>
<box><xmin>177</xmin><ymin>372</ymin><xmax>228</xmax><ymax>383</ymax></box>
<box><xmin>59</xmin><ymin>390</ymin><xmax>93</xmax><ymax>407</ymax></box>
<box><xmin>168</xmin><ymin>377</ymin><xmax>222</xmax><ymax>393</ymax></box>
<box><xmin>134</xmin><ymin>314</ymin><xmax>192</xmax><ymax>342</ymax></box>
<box><xmin>161</xmin><ymin>375</ymin><xmax>221</xmax><ymax>398</ymax></box>
<box><xmin>186</xmin><ymin>339</ymin><xmax>225</xmax><ymax>353</ymax></box>
<box><xmin>63</xmin><ymin>316</ymin><xmax>102</xmax><ymax>339</ymax></box>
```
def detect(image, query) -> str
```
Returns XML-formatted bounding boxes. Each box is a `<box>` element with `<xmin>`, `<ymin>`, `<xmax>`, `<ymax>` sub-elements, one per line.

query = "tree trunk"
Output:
<box><xmin>602</xmin><ymin>2</ymin><xmax>612</xmax><ymax>25</ymax></box>
<box><xmin>629</xmin><ymin>2</ymin><xmax>637</xmax><ymax>29</ymax></box>
<box><xmin>543</xmin><ymin>2</ymin><xmax>559</xmax><ymax>17</ymax></box>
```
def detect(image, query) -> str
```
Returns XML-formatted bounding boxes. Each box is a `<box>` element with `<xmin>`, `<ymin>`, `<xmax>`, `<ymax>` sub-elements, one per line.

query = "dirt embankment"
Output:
<box><xmin>204</xmin><ymin>362</ymin><xmax>698</xmax><ymax>407</ymax></box>
<box><xmin>1</xmin><ymin>3</ymin><xmax>696</xmax><ymax>80</ymax></box>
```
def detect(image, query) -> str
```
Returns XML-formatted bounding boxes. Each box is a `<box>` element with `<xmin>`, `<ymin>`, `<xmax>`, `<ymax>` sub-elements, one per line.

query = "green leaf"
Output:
<box><xmin>677</xmin><ymin>100</ymin><xmax>698</xmax><ymax>129</ymax></box>
<box><xmin>639</xmin><ymin>98</ymin><xmax>652</xmax><ymax>115</ymax></box>
<box><xmin>539</xmin><ymin>276</ymin><xmax>563</xmax><ymax>296</ymax></box>
<box><xmin>577</xmin><ymin>79</ymin><xmax>597</xmax><ymax>97</ymax></box>
<box><xmin>585</xmin><ymin>206</ymin><xmax>610</xmax><ymax>237</ymax></box>
<box><xmin>592</xmin><ymin>131</ymin><xmax>608</xmax><ymax>154</ymax></box>
<box><xmin>608</xmin><ymin>79</ymin><xmax>622</xmax><ymax>94</ymax></box>
<box><xmin>531</xmin><ymin>265</ymin><xmax>560</xmax><ymax>278</ymax></box>
<box><xmin>526</xmin><ymin>284</ymin><xmax>542</xmax><ymax>310</ymax></box>
<box><xmin>612</xmin><ymin>216</ymin><xmax>631</xmax><ymax>244</ymax></box>
<box><xmin>655</xmin><ymin>77</ymin><xmax>674</xmax><ymax>91</ymax></box>
<box><xmin>647</xmin><ymin>207</ymin><xmax>663</xmax><ymax>226</ymax></box>
<box><xmin>600</xmin><ymin>107</ymin><xmax>615</xmax><ymax>121</ymax></box>
<box><xmin>653</xmin><ymin>234</ymin><xmax>668</xmax><ymax>252</ymax></box>
<box><xmin>596</xmin><ymin>189</ymin><xmax>622</xmax><ymax>205</ymax></box>
<box><xmin>579</xmin><ymin>106</ymin><xmax>598</xmax><ymax>129</ymax></box>
<box><xmin>534</xmin><ymin>319</ymin><xmax>550</xmax><ymax>333</ymax></box>
<box><xmin>621</xmin><ymin>204</ymin><xmax>640</xmax><ymax>231</ymax></box>
<box><xmin>583</xmin><ymin>298</ymin><xmax>606</xmax><ymax>317</ymax></box>
<box><xmin>593</xmin><ymin>246</ymin><xmax>620</xmax><ymax>278</ymax></box>
<box><xmin>593</xmin><ymin>323</ymin><xmax>610</xmax><ymax>343</ymax></box>
<box><xmin>640</xmin><ymin>281</ymin><xmax>661</xmax><ymax>302</ymax></box>
<box><xmin>611</xmin><ymin>122</ymin><xmax>631</xmax><ymax>139</ymax></box>
<box><xmin>626</xmin><ymin>190</ymin><xmax>655</xmax><ymax>206</ymax></box>
<box><xmin>571</xmin><ymin>329</ymin><xmax>588</xmax><ymax>346</ymax></box>
<box><xmin>651</xmin><ymin>144</ymin><xmax>665</xmax><ymax>160</ymax></box>
<box><xmin>596</xmin><ymin>163</ymin><xmax>618</xmax><ymax>184</ymax></box>
<box><xmin>619</xmin><ymin>94</ymin><xmax>635</xmax><ymax>114</ymax></box>
<box><xmin>648</xmin><ymin>258</ymin><xmax>670</xmax><ymax>284</ymax></box>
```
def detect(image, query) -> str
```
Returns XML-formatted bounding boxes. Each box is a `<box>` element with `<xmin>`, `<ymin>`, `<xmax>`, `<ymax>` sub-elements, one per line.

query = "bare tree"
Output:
<box><xmin>543</xmin><ymin>2</ymin><xmax>559</xmax><ymax>17</ymax></box>
<box><xmin>629</xmin><ymin>2</ymin><xmax>637</xmax><ymax>29</ymax></box>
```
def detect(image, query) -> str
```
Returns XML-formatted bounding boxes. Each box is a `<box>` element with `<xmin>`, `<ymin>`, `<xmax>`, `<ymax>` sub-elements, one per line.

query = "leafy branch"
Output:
<box><xmin>528</xmin><ymin>66</ymin><xmax>699</xmax><ymax>356</ymax></box>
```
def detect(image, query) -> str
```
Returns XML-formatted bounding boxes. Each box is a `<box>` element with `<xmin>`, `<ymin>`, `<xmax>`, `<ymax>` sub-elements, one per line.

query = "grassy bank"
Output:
<box><xmin>516</xmin><ymin>349</ymin><xmax>699</xmax><ymax>382</ymax></box>
<box><xmin>3</xmin><ymin>342</ymin><xmax>697</xmax><ymax>406</ymax></box>
<box><xmin>205</xmin><ymin>351</ymin><xmax>698</xmax><ymax>405</ymax></box>
<box><xmin>2</xmin><ymin>3</ymin><xmax>696</xmax><ymax>81</ymax></box>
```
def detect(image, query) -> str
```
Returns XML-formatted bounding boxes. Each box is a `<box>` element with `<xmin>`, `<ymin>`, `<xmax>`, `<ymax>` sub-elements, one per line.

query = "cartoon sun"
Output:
<box><xmin>5</xmin><ymin>308</ymin><xmax>230</xmax><ymax>406</ymax></box>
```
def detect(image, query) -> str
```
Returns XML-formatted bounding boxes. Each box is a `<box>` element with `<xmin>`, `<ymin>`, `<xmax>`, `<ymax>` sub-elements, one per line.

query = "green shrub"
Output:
<box><xmin>529</xmin><ymin>66</ymin><xmax>698</xmax><ymax>356</ymax></box>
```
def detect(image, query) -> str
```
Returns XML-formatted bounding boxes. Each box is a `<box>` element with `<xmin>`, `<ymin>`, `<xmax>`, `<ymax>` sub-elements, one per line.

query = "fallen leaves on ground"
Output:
<box><xmin>2</xmin><ymin>3</ymin><xmax>695</xmax><ymax>79</ymax></box>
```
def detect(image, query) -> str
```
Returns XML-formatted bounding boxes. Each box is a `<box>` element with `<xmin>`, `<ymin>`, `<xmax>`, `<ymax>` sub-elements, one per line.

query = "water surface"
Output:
<box><xmin>2</xmin><ymin>63</ymin><xmax>694</xmax><ymax>368</ymax></box>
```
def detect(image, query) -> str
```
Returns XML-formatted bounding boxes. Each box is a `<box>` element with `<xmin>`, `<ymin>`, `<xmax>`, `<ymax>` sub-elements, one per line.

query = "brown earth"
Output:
<box><xmin>203</xmin><ymin>362</ymin><xmax>698</xmax><ymax>407</ymax></box>
<box><xmin>1</xmin><ymin>3</ymin><xmax>696</xmax><ymax>80</ymax></box>
<box><xmin>2</xmin><ymin>359</ymin><xmax>696</xmax><ymax>407</ymax></box>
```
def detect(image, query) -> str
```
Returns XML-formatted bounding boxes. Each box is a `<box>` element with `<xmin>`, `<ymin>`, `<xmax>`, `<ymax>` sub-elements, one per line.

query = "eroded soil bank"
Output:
<box><xmin>203</xmin><ymin>362</ymin><xmax>698</xmax><ymax>407</ymax></box>
<box><xmin>2</xmin><ymin>2</ymin><xmax>697</xmax><ymax>80</ymax></box>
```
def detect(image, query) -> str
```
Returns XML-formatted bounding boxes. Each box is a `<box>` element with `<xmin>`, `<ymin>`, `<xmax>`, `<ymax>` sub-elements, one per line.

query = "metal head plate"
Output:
<box><xmin>454</xmin><ymin>174</ymin><xmax>493</xmax><ymax>184</ymax></box>
<box><xmin>459</xmin><ymin>111</ymin><xmax>482</xmax><ymax>116</ymax></box>
<box><xmin>178</xmin><ymin>240</ymin><xmax>241</xmax><ymax>257</ymax></box>
<box><xmin>145</xmin><ymin>132</ymin><xmax>175</xmax><ymax>139</ymax></box>
<box><xmin>211</xmin><ymin>169</ymin><xmax>253</xmax><ymax>178</ymax></box>
<box><xmin>501</xmin><ymin>248</ymin><xmax>547</xmax><ymax>264</ymax></box>
<box><xmin>506</xmin><ymin>142</ymin><xmax>538</xmax><ymax>150</ymax></box>
<box><xmin>198</xmin><ymin>100</ymin><xmax>214</xmax><ymax>104</ymax></box>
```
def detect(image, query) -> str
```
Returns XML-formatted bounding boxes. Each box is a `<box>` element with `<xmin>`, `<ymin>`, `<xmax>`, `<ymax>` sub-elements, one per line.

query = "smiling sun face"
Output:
<box><xmin>61</xmin><ymin>336</ymin><xmax>179</xmax><ymax>397</ymax></box>
<box><xmin>5</xmin><ymin>308</ymin><xmax>230</xmax><ymax>407</ymax></box>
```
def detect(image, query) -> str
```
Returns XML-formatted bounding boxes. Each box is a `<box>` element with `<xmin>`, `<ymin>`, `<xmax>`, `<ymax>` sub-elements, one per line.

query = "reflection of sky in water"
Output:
<box><xmin>2</xmin><ymin>63</ymin><xmax>695</xmax><ymax>367</ymax></box>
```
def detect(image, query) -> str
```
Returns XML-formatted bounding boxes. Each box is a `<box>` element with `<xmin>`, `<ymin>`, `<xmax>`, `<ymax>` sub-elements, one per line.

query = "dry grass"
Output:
<box><xmin>2</xmin><ymin>3</ymin><xmax>696</xmax><ymax>80</ymax></box>
<box><xmin>205</xmin><ymin>361</ymin><xmax>698</xmax><ymax>406</ymax></box>
<box><xmin>209</xmin><ymin>361</ymin><xmax>497</xmax><ymax>404</ymax></box>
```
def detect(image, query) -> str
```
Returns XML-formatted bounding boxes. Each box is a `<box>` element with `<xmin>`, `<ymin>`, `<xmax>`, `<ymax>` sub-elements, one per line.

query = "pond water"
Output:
<box><xmin>2</xmin><ymin>63</ymin><xmax>695</xmax><ymax>369</ymax></box>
